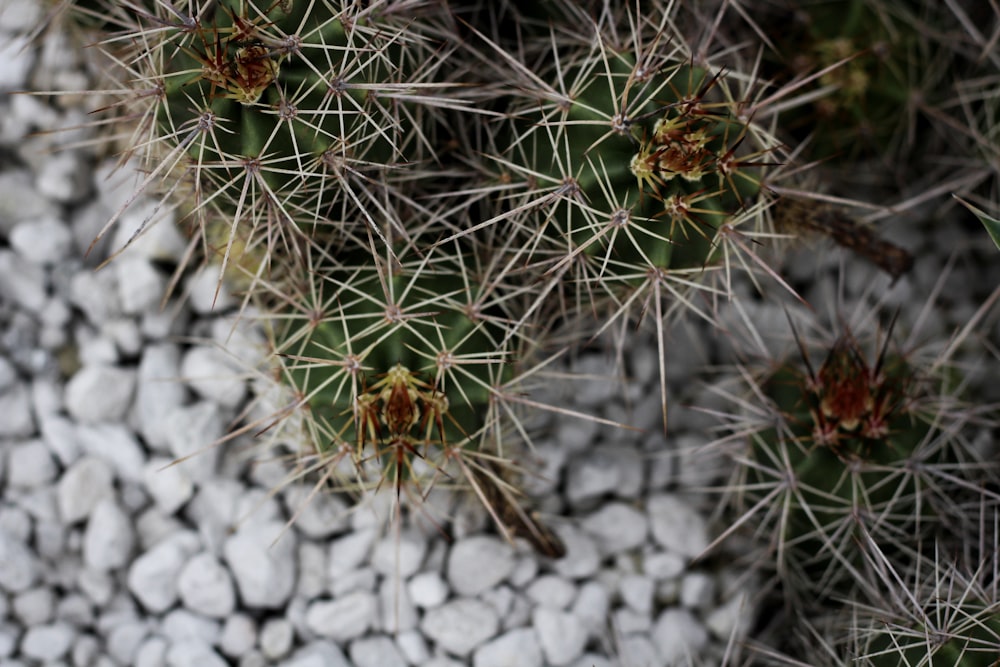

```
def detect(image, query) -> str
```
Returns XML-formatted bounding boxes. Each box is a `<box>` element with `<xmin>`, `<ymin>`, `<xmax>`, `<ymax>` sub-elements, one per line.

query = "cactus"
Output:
<box><xmin>706</xmin><ymin>285</ymin><xmax>998</xmax><ymax>609</ymax></box>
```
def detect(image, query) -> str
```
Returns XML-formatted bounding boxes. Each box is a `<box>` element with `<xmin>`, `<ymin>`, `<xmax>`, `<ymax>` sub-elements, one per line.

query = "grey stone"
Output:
<box><xmin>219</xmin><ymin>613</ymin><xmax>257</xmax><ymax>658</ymax></box>
<box><xmin>68</xmin><ymin>269</ymin><xmax>121</xmax><ymax>325</ymax></box>
<box><xmin>64</xmin><ymin>364</ymin><xmax>136</xmax><ymax>424</ymax></box>
<box><xmin>58</xmin><ymin>456</ymin><xmax>114</xmax><ymax>525</ymax></box>
<box><xmin>447</xmin><ymin>535</ymin><xmax>516</xmax><ymax>596</ymax></box>
<box><xmin>0</xmin><ymin>382</ymin><xmax>35</xmax><ymax>438</ymax></box>
<box><xmin>259</xmin><ymin>618</ymin><xmax>294</xmax><ymax>661</ymax></box>
<box><xmin>533</xmin><ymin>608</ymin><xmax>588</xmax><ymax>666</ymax></box>
<box><xmin>19</xmin><ymin>622</ymin><xmax>75</xmax><ymax>662</ymax></box>
<box><xmin>349</xmin><ymin>635</ymin><xmax>407</xmax><ymax>667</ymax></box>
<box><xmin>680</xmin><ymin>572</ymin><xmax>715</xmax><ymax>610</ymax></box>
<box><xmin>571</xmin><ymin>581</ymin><xmax>610</xmax><ymax>637</ymax></box>
<box><xmin>223</xmin><ymin>520</ymin><xmax>297</xmax><ymax>609</ymax></box>
<box><xmin>143</xmin><ymin>457</ymin><xmax>194</xmax><ymax>516</ymax></box>
<box><xmin>371</xmin><ymin>529</ymin><xmax>427</xmax><ymax>579</ymax></box>
<box><xmin>177</xmin><ymin>552</ymin><xmax>236</xmax><ymax>618</ymax></box>
<box><xmin>651</xmin><ymin>608</ymin><xmax>709</xmax><ymax>666</ymax></box>
<box><xmin>6</xmin><ymin>440</ymin><xmax>57</xmax><ymax>488</ymax></box>
<box><xmin>617</xmin><ymin>634</ymin><xmax>661</xmax><ymax>667</ymax></box>
<box><xmin>304</xmin><ymin>592</ymin><xmax>376</xmax><ymax>642</ymax></box>
<box><xmin>705</xmin><ymin>590</ymin><xmax>753</xmax><ymax>643</ymax></box>
<box><xmin>186</xmin><ymin>265</ymin><xmax>236</xmax><ymax>314</ymax></box>
<box><xmin>525</xmin><ymin>575</ymin><xmax>577</xmax><ymax>609</ymax></box>
<box><xmin>110</xmin><ymin>197</ymin><xmax>186</xmax><ymax>263</ymax></box>
<box><xmin>106</xmin><ymin>620</ymin><xmax>150</xmax><ymax>665</ymax></box>
<box><xmin>161</xmin><ymin>608</ymin><xmax>221</xmax><ymax>646</ymax></box>
<box><xmin>647</xmin><ymin>494</ymin><xmax>709</xmax><ymax>559</ymax></box>
<box><xmin>116</xmin><ymin>256</ymin><xmax>166</xmax><ymax>314</ymax></box>
<box><xmin>395</xmin><ymin>630</ymin><xmax>430</xmax><ymax>665</ymax></box>
<box><xmin>9</xmin><ymin>217</ymin><xmax>73</xmax><ymax>264</ymax></box>
<box><xmin>0</xmin><ymin>33</ymin><xmax>34</xmax><ymax>92</ymax></box>
<box><xmin>127</xmin><ymin>532</ymin><xmax>200</xmax><ymax>613</ymax></box>
<box><xmin>75</xmin><ymin>423</ymin><xmax>146</xmax><ymax>482</ymax></box>
<box><xmin>164</xmin><ymin>640</ymin><xmax>228</xmax><ymax>667</ymax></box>
<box><xmin>180</xmin><ymin>345</ymin><xmax>247</xmax><ymax>409</ymax></box>
<box><xmin>279</xmin><ymin>641</ymin><xmax>351</xmax><ymax>667</ymax></box>
<box><xmin>551</xmin><ymin>525</ymin><xmax>600</xmax><ymax>580</ymax></box>
<box><xmin>281</xmin><ymin>483</ymin><xmax>350</xmax><ymax>539</ymax></box>
<box><xmin>83</xmin><ymin>498</ymin><xmax>135</xmax><ymax>571</ymax></box>
<box><xmin>164</xmin><ymin>401</ymin><xmax>224</xmax><ymax>482</ymax></box>
<box><xmin>580</xmin><ymin>502</ymin><xmax>648</xmax><ymax>555</ymax></box>
<box><xmin>134</xmin><ymin>636</ymin><xmax>168</xmax><ymax>667</ymax></box>
<box><xmin>565</xmin><ymin>448</ymin><xmax>622</xmax><ymax>505</ymax></box>
<box><xmin>379</xmin><ymin>576</ymin><xmax>417</xmax><ymax>634</ymax></box>
<box><xmin>420</xmin><ymin>598</ymin><xmax>499</xmax><ymax>657</ymax></box>
<box><xmin>473</xmin><ymin>628</ymin><xmax>543</xmax><ymax>667</ymax></box>
<box><xmin>408</xmin><ymin>571</ymin><xmax>448</xmax><ymax>609</ymax></box>
<box><xmin>0</xmin><ymin>250</ymin><xmax>46</xmax><ymax>313</ymax></box>
<box><xmin>36</xmin><ymin>150</ymin><xmax>90</xmax><ymax>203</ymax></box>
<box><xmin>620</xmin><ymin>574</ymin><xmax>655</xmax><ymax>614</ymax></box>
<box><xmin>134</xmin><ymin>344</ymin><xmax>187</xmax><ymax>452</ymax></box>
<box><xmin>12</xmin><ymin>586</ymin><xmax>55</xmax><ymax>626</ymax></box>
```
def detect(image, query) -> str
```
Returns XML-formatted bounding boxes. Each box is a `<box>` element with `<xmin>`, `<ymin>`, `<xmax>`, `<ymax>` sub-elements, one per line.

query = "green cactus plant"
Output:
<box><xmin>706</xmin><ymin>287</ymin><xmax>998</xmax><ymax>610</ymax></box>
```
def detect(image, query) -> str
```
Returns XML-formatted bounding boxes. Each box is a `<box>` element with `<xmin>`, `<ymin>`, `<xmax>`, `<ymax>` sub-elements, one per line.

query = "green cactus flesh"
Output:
<box><xmin>278</xmin><ymin>249</ymin><xmax>516</xmax><ymax>485</ymax></box>
<box><xmin>502</xmin><ymin>55</ymin><xmax>771</xmax><ymax>290</ymax></box>
<box><xmin>748</xmin><ymin>336</ymin><xmax>946</xmax><ymax>575</ymax></box>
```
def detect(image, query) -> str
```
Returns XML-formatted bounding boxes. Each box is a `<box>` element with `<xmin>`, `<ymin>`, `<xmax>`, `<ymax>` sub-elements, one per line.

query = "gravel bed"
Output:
<box><xmin>1</xmin><ymin>3</ymin><xmax>997</xmax><ymax>667</ymax></box>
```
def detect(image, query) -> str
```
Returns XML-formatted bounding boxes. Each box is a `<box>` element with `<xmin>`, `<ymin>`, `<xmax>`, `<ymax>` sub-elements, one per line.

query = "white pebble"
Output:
<box><xmin>134</xmin><ymin>636</ymin><xmax>168</xmax><ymax>667</ymax></box>
<box><xmin>115</xmin><ymin>256</ymin><xmax>166</xmax><ymax>314</ymax></box>
<box><xmin>0</xmin><ymin>249</ymin><xmax>46</xmax><ymax>313</ymax></box>
<box><xmin>551</xmin><ymin>525</ymin><xmax>600</xmax><ymax>580</ymax></box>
<box><xmin>447</xmin><ymin>536</ymin><xmax>516</xmax><ymax>596</ymax></box>
<box><xmin>395</xmin><ymin>629</ymin><xmax>430</xmax><ymax>664</ymax></box>
<box><xmin>75</xmin><ymin>423</ymin><xmax>145</xmax><ymax>482</ymax></box>
<box><xmin>259</xmin><ymin>618</ymin><xmax>294</xmax><ymax>661</ymax></box>
<box><xmin>282</xmin><ymin>484</ymin><xmax>349</xmax><ymax>539</ymax></box>
<box><xmin>328</xmin><ymin>528</ymin><xmax>377</xmax><ymax>578</ymax></box>
<box><xmin>0</xmin><ymin>382</ymin><xmax>35</xmax><ymax>438</ymax></box>
<box><xmin>281</xmin><ymin>641</ymin><xmax>352</xmax><ymax>667</ymax></box>
<box><xmin>186</xmin><ymin>265</ymin><xmax>235</xmax><ymax>314</ymax></box>
<box><xmin>571</xmin><ymin>581</ymin><xmax>610</xmax><ymax>637</ymax></box>
<box><xmin>135</xmin><ymin>344</ymin><xmax>188</xmax><ymax>452</ymax></box>
<box><xmin>6</xmin><ymin>440</ymin><xmax>57</xmax><ymax>488</ymax></box>
<box><xmin>647</xmin><ymin>494</ymin><xmax>709</xmax><ymax>559</ymax></box>
<box><xmin>177</xmin><ymin>552</ymin><xmax>236</xmax><ymax>619</ymax></box>
<box><xmin>83</xmin><ymin>498</ymin><xmax>135</xmax><ymax>571</ymax></box>
<box><xmin>180</xmin><ymin>345</ymin><xmax>247</xmax><ymax>409</ymax></box>
<box><xmin>379</xmin><ymin>575</ymin><xmax>418</xmax><ymax>633</ymax></box>
<box><xmin>57</xmin><ymin>456</ymin><xmax>114</xmax><ymax>524</ymax></box>
<box><xmin>223</xmin><ymin>521</ymin><xmax>297</xmax><ymax>609</ymax></box>
<box><xmin>680</xmin><ymin>572</ymin><xmax>715</xmax><ymax>610</ymax></box>
<box><xmin>643</xmin><ymin>550</ymin><xmax>686</xmax><ymax>580</ymax></box>
<box><xmin>652</xmin><ymin>608</ymin><xmax>709</xmax><ymax>665</ymax></box>
<box><xmin>12</xmin><ymin>586</ymin><xmax>55</xmax><ymax>626</ymax></box>
<box><xmin>9</xmin><ymin>217</ymin><xmax>73</xmax><ymax>263</ymax></box>
<box><xmin>705</xmin><ymin>590</ymin><xmax>753</xmax><ymax>643</ymax></box>
<box><xmin>164</xmin><ymin>402</ymin><xmax>224</xmax><ymax>482</ymax></box>
<box><xmin>69</xmin><ymin>269</ymin><xmax>121</xmax><ymax>325</ymax></box>
<box><xmin>19</xmin><ymin>622</ymin><xmax>74</xmax><ymax>662</ymax></box>
<box><xmin>420</xmin><ymin>598</ymin><xmax>499</xmax><ymax>657</ymax></box>
<box><xmin>305</xmin><ymin>592</ymin><xmax>376</xmax><ymax>642</ymax></box>
<box><xmin>473</xmin><ymin>628</ymin><xmax>543</xmax><ymax>667</ymax></box>
<box><xmin>526</xmin><ymin>575</ymin><xmax>577</xmax><ymax>609</ymax></box>
<box><xmin>372</xmin><ymin>530</ymin><xmax>427</xmax><ymax>579</ymax></box>
<box><xmin>349</xmin><ymin>635</ymin><xmax>407</xmax><ymax>667</ymax></box>
<box><xmin>107</xmin><ymin>620</ymin><xmax>151</xmax><ymax>664</ymax></box>
<box><xmin>143</xmin><ymin>457</ymin><xmax>194</xmax><ymax>516</ymax></box>
<box><xmin>565</xmin><ymin>450</ymin><xmax>621</xmax><ymax>505</ymax></box>
<box><xmin>580</xmin><ymin>502</ymin><xmax>648</xmax><ymax>555</ymax></box>
<box><xmin>127</xmin><ymin>532</ymin><xmax>200</xmax><ymax>613</ymax></box>
<box><xmin>408</xmin><ymin>571</ymin><xmax>448</xmax><ymax>609</ymax></box>
<box><xmin>0</xmin><ymin>33</ymin><xmax>34</xmax><ymax>91</ymax></box>
<box><xmin>36</xmin><ymin>151</ymin><xmax>90</xmax><ymax>202</ymax></box>
<box><xmin>161</xmin><ymin>608</ymin><xmax>221</xmax><ymax>645</ymax></box>
<box><xmin>165</xmin><ymin>640</ymin><xmax>228</xmax><ymax>667</ymax></box>
<box><xmin>620</xmin><ymin>575</ymin><xmax>655</xmax><ymax>614</ymax></box>
<box><xmin>219</xmin><ymin>614</ymin><xmax>256</xmax><ymax>658</ymax></box>
<box><xmin>617</xmin><ymin>634</ymin><xmax>661</xmax><ymax>667</ymax></box>
<box><xmin>533</xmin><ymin>608</ymin><xmax>588</xmax><ymax>667</ymax></box>
<box><xmin>64</xmin><ymin>364</ymin><xmax>136</xmax><ymax>424</ymax></box>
